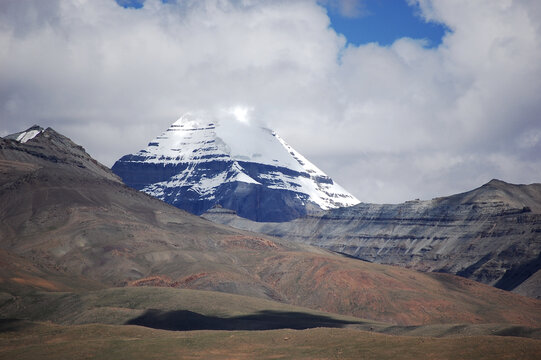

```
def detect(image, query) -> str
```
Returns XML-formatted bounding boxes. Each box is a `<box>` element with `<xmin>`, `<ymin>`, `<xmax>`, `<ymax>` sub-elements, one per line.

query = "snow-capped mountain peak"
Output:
<box><xmin>112</xmin><ymin>112</ymin><xmax>359</xmax><ymax>221</ymax></box>
<box><xmin>4</xmin><ymin>125</ymin><xmax>44</xmax><ymax>143</ymax></box>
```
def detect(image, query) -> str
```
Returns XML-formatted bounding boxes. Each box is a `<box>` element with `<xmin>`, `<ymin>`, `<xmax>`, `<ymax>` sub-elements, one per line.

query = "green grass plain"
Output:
<box><xmin>1</xmin><ymin>286</ymin><xmax>541</xmax><ymax>359</ymax></box>
<box><xmin>1</xmin><ymin>321</ymin><xmax>540</xmax><ymax>360</ymax></box>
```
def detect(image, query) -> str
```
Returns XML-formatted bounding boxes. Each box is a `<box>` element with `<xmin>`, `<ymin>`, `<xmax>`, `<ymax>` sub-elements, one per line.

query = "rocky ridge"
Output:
<box><xmin>2</xmin><ymin>126</ymin><xmax>541</xmax><ymax>326</ymax></box>
<box><xmin>203</xmin><ymin>179</ymin><xmax>541</xmax><ymax>299</ymax></box>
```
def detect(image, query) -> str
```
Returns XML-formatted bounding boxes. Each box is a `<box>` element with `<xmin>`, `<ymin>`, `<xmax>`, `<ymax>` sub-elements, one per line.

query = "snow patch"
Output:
<box><xmin>8</xmin><ymin>127</ymin><xmax>44</xmax><ymax>143</ymax></box>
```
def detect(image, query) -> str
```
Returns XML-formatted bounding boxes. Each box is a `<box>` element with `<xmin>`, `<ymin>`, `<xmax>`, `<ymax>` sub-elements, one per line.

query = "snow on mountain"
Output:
<box><xmin>4</xmin><ymin>125</ymin><xmax>44</xmax><ymax>143</ymax></box>
<box><xmin>112</xmin><ymin>112</ymin><xmax>359</xmax><ymax>221</ymax></box>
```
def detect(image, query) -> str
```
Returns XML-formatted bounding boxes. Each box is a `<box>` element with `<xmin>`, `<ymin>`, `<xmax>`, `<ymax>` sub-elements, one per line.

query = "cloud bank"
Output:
<box><xmin>1</xmin><ymin>0</ymin><xmax>540</xmax><ymax>203</ymax></box>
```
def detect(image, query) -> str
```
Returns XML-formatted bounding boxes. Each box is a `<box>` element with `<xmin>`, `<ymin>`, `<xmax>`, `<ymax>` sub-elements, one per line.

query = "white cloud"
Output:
<box><xmin>320</xmin><ymin>0</ymin><xmax>367</xmax><ymax>18</ymax></box>
<box><xmin>1</xmin><ymin>0</ymin><xmax>540</xmax><ymax>203</ymax></box>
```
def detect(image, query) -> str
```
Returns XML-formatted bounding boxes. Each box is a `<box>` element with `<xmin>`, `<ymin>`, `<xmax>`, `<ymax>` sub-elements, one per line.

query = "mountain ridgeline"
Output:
<box><xmin>112</xmin><ymin>113</ymin><xmax>359</xmax><ymax>222</ymax></box>
<box><xmin>2</xmin><ymin>125</ymin><xmax>541</xmax><ymax>328</ymax></box>
<box><xmin>103</xmin><ymin>111</ymin><xmax>541</xmax><ymax>299</ymax></box>
<box><xmin>204</xmin><ymin>179</ymin><xmax>541</xmax><ymax>299</ymax></box>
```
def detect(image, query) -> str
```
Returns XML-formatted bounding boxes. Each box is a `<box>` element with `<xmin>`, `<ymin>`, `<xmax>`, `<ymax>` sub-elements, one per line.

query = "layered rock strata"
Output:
<box><xmin>203</xmin><ymin>179</ymin><xmax>541</xmax><ymax>299</ymax></box>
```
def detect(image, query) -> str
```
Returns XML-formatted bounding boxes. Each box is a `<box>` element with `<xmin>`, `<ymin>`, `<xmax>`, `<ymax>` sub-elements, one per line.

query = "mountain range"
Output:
<box><xmin>204</xmin><ymin>179</ymin><xmax>541</xmax><ymax>299</ymax></box>
<box><xmin>1</xmin><ymin>125</ymin><xmax>541</xmax><ymax>358</ymax></box>
<box><xmin>108</xmin><ymin>112</ymin><xmax>541</xmax><ymax>300</ymax></box>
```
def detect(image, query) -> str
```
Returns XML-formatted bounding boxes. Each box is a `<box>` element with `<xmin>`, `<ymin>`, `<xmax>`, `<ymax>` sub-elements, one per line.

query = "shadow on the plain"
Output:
<box><xmin>125</xmin><ymin>309</ymin><xmax>361</xmax><ymax>331</ymax></box>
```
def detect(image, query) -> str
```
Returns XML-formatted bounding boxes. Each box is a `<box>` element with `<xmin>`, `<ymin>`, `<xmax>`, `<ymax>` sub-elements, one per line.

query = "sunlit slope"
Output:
<box><xmin>1</xmin><ymin>128</ymin><xmax>540</xmax><ymax>327</ymax></box>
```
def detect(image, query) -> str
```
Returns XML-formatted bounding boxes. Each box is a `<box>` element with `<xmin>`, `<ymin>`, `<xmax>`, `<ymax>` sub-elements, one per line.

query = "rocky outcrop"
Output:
<box><xmin>203</xmin><ymin>179</ymin><xmax>541</xmax><ymax>299</ymax></box>
<box><xmin>0</xmin><ymin>126</ymin><xmax>121</xmax><ymax>184</ymax></box>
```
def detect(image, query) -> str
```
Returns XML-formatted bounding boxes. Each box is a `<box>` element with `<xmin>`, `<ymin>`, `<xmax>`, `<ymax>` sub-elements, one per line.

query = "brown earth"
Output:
<box><xmin>1</xmin><ymin>321</ymin><xmax>540</xmax><ymax>360</ymax></box>
<box><xmin>204</xmin><ymin>179</ymin><xmax>541</xmax><ymax>299</ymax></box>
<box><xmin>1</xmin><ymin>128</ymin><xmax>541</xmax><ymax>327</ymax></box>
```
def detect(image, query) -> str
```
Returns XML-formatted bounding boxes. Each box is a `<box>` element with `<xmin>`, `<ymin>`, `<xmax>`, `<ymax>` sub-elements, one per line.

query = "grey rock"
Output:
<box><xmin>203</xmin><ymin>179</ymin><xmax>541</xmax><ymax>299</ymax></box>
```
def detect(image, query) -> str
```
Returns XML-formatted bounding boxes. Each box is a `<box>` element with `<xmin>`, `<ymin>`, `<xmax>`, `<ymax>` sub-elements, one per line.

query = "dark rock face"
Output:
<box><xmin>203</xmin><ymin>179</ymin><xmax>541</xmax><ymax>299</ymax></box>
<box><xmin>112</xmin><ymin>158</ymin><xmax>313</xmax><ymax>222</ymax></box>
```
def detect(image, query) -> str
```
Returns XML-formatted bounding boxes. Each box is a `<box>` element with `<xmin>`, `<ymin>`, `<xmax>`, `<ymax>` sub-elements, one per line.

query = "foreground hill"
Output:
<box><xmin>204</xmin><ymin>179</ymin><xmax>541</xmax><ymax>299</ymax></box>
<box><xmin>1</xmin><ymin>127</ymin><xmax>541</xmax><ymax>328</ymax></box>
<box><xmin>1</xmin><ymin>286</ymin><xmax>540</xmax><ymax>359</ymax></box>
<box><xmin>3</xmin><ymin>286</ymin><xmax>540</xmax><ymax>338</ymax></box>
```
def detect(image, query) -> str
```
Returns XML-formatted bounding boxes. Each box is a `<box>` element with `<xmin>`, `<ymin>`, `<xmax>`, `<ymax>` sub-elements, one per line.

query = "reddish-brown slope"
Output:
<box><xmin>0</xmin><ymin>248</ymin><xmax>102</xmax><ymax>294</ymax></box>
<box><xmin>1</xmin><ymin>128</ymin><xmax>541</xmax><ymax>326</ymax></box>
<box><xmin>255</xmin><ymin>252</ymin><xmax>541</xmax><ymax>326</ymax></box>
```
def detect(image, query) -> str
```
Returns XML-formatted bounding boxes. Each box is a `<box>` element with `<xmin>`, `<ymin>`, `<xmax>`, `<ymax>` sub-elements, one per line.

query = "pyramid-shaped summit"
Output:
<box><xmin>112</xmin><ymin>113</ymin><xmax>359</xmax><ymax>221</ymax></box>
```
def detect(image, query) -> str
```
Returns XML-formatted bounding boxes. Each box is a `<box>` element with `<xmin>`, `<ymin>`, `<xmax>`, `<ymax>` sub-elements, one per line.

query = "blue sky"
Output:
<box><xmin>325</xmin><ymin>0</ymin><xmax>448</xmax><ymax>47</ymax></box>
<box><xmin>117</xmin><ymin>0</ymin><xmax>448</xmax><ymax>48</ymax></box>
